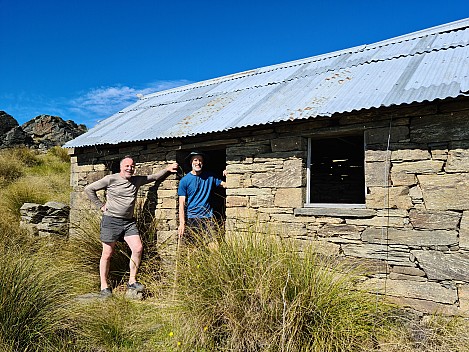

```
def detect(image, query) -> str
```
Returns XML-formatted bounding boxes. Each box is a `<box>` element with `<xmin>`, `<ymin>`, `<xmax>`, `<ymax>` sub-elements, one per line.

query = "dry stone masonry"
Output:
<box><xmin>68</xmin><ymin>98</ymin><xmax>469</xmax><ymax>316</ymax></box>
<box><xmin>20</xmin><ymin>202</ymin><xmax>70</xmax><ymax>237</ymax></box>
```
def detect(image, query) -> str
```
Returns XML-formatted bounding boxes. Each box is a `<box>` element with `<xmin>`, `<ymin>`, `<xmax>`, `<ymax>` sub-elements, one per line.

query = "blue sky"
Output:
<box><xmin>1</xmin><ymin>0</ymin><xmax>467</xmax><ymax>128</ymax></box>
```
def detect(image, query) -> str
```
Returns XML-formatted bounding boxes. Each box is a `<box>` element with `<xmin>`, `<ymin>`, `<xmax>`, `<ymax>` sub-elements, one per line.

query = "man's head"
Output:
<box><xmin>190</xmin><ymin>153</ymin><xmax>204</xmax><ymax>174</ymax></box>
<box><xmin>119</xmin><ymin>156</ymin><xmax>135</xmax><ymax>179</ymax></box>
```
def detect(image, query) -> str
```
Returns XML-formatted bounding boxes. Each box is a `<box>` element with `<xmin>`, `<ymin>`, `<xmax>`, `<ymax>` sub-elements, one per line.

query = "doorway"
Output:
<box><xmin>176</xmin><ymin>148</ymin><xmax>227</xmax><ymax>227</ymax></box>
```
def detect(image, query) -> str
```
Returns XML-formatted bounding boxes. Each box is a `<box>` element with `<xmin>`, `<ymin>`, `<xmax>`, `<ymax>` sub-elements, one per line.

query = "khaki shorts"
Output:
<box><xmin>100</xmin><ymin>215</ymin><xmax>139</xmax><ymax>243</ymax></box>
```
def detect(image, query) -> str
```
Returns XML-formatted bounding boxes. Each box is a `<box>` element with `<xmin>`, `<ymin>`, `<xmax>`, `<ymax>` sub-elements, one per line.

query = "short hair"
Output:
<box><xmin>120</xmin><ymin>155</ymin><xmax>134</xmax><ymax>167</ymax></box>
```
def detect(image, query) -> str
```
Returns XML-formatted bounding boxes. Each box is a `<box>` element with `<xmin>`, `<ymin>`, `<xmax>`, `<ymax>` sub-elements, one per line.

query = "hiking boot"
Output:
<box><xmin>127</xmin><ymin>281</ymin><xmax>145</xmax><ymax>292</ymax></box>
<box><xmin>99</xmin><ymin>287</ymin><xmax>112</xmax><ymax>298</ymax></box>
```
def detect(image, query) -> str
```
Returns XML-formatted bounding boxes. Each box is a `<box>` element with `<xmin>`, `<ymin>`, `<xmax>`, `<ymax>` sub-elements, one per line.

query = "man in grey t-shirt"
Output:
<box><xmin>85</xmin><ymin>156</ymin><xmax>178</xmax><ymax>297</ymax></box>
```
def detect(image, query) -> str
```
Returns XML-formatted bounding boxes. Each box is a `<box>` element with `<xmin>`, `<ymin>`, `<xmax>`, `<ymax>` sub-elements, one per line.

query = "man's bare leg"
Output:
<box><xmin>100</xmin><ymin>242</ymin><xmax>116</xmax><ymax>290</ymax></box>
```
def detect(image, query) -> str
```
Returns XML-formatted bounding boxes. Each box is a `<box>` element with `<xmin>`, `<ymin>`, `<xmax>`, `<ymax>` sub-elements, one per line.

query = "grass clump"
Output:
<box><xmin>0</xmin><ymin>241</ymin><xmax>75</xmax><ymax>351</ymax></box>
<box><xmin>172</xmin><ymin>230</ymin><xmax>392</xmax><ymax>352</ymax></box>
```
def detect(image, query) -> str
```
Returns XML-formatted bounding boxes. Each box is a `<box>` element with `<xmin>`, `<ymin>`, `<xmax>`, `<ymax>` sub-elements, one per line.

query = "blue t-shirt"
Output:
<box><xmin>178</xmin><ymin>172</ymin><xmax>222</xmax><ymax>219</ymax></box>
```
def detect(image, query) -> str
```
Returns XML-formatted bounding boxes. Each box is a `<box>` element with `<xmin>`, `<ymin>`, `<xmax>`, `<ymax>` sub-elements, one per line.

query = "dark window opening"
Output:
<box><xmin>309</xmin><ymin>135</ymin><xmax>365</xmax><ymax>204</ymax></box>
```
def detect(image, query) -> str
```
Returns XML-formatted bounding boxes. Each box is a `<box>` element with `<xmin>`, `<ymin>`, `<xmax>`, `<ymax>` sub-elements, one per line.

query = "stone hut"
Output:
<box><xmin>65</xmin><ymin>19</ymin><xmax>469</xmax><ymax>315</ymax></box>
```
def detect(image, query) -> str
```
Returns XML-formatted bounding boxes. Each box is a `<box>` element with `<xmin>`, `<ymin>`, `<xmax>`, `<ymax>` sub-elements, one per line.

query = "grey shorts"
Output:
<box><xmin>100</xmin><ymin>215</ymin><xmax>139</xmax><ymax>243</ymax></box>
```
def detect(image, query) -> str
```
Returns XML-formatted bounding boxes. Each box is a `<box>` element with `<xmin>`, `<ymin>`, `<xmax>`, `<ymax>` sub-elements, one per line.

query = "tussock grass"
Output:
<box><xmin>1</xmin><ymin>178</ymin><xmax>51</xmax><ymax>216</ymax></box>
<box><xmin>0</xmin><ymin>240</ymin><xmax>76</xmax><ymax>351</ymax></box>
<box><xmin>0</xmin><ymin>154</ymin><xmax>24</xmax><ymax>185</ymax></box>
<box><xmin>171</xmin><ymin>229</ymin><xmax>392</xmax><ymax>352</ymax></box>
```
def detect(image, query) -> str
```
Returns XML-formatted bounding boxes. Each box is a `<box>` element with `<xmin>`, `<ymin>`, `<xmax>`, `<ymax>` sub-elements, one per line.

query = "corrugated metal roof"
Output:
<box><xmin>65</xmin><ymin>18</ymin><xmax>469</xmax><ymax>148</ymax></box>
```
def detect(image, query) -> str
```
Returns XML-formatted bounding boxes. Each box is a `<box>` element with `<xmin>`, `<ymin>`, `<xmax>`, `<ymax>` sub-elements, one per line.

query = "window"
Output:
<box><xmin>307</xmin><ymin>134</ymin><xmax>365</xmax><ymax>207</ymax></box>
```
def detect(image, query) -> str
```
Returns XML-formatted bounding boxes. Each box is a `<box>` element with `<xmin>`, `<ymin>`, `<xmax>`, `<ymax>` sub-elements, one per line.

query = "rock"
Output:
<box><xmin>411</xmin><ymin>250</ymin><xmax>469</xmax><ymax>282</ymax></box>
<box><xmin>20</xmin><ymin>202</ymin><xmax>70</xmax><ymax>237</ymax></box>
<box><xmin>0</xmin><ymin>111</ymin><xmax>86</xmax><ymax>150</ymax></box>
<box><xmin>1</xmin><ymin>126</ymin><xmax>34</xmax><ymax>147</ymax></box>
<box><xmin>21</xmin><ymin>114</ymin><xmax>87</xmax><ymax>150</ymax></box>
<box><xmin>0</xmin><ymin>111</ymin><xmax>19</xmax><ymax>134</ymax></box>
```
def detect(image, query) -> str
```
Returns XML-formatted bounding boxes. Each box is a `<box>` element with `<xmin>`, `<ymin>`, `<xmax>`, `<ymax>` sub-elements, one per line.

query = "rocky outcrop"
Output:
<box><xmin>0</xmin><ymin>111</ymin><xmax>19</xmax><ymax>134</ymax></box>
<box><xmin>0</xmin><ymin>111</ymin><xmax>87</xmax><ymax>150</ymax></box>
<box><xmin>21</xmin><ymin>115</ymin><xmax>87</xmax><ymax>150</ymax></box>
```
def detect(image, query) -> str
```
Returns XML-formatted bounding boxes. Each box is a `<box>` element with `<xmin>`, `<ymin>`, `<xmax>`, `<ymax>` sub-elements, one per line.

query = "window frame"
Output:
<box><xmin>305</xmin><ymin>133</ymin><xmax>366</xmax><ymax>209</ymax></box>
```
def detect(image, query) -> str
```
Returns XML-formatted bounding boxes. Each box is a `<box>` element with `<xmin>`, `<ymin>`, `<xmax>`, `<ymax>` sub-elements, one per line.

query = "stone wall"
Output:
<box><xmin>20</xmin><ymin>201</ymin><xmax>70</xmax><ymax>237</ymax></box>
<box><xmin>68</xmin><ymin>97</ymin><xmax>469</xmax><ymax>315</ymax></box>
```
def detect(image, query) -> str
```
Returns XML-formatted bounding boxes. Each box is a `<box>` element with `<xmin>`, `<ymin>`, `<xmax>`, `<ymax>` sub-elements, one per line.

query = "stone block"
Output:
<box><xmin>409</xmin><ymin>209</ymin><xmax>461</xmax><ymax>230</ymax></box>
<box><xmin>346</xmin><ymin>216</ymin><xmax>409</xmax><ymax>228</ymax></box>
<box><xmin>445</xmin><ymin>148</ymin><xmax>469</xmax><ymax>172</ymax></box>
<box><xmin>249</xmin><ymin>193</ymin><xmax>275</xmax><ymax>208</ymax></box>
<box><xmin>160</xmin><ymin>198</ymin><xmax>176</xmax><ymax>209</ymax></box>
<box><xmin>251</xmin><ymin>159</ymin><xmax>303</xmax><ymax>188</ymax></box>
<box><xmin>459</xmin><ymin>284</ymin><xmax>469</xmax><ymax>315</ymax></box>
<box><xmin>274</xmin><ymin>188</ymin><xmax>303</xmax><ymax>208</ymax></box>
<box><xmin>460</xmin><ymin>211</ymin><xmax>469</xmax><ymax>250</ymax></box>
<box><xmin>386</xmin><ymin>296</ymin><xmax>460</xmax><ymax>316</ymax></box>
<box><xmin>226</xmin><ymin>196</ymin><xmax>248</xmax><ymax>207</ymax></box>
<box><xmin>392</xmin><ymin>160</ymin><xmax>444</xmax><ymax>174</ymax></box>
<box><xmin>418</xmin><ymin>174</ymin><xmax>469</xmax><ymax>211</ymax></box>
<box><xmin>366</xmin><ymin>186</ymin><xmax>413</xmax><ymax>210</ymax></box>
<box><xmin>362</xmin><ymin>227</ymin><xmax>458</xmax><ymax>247</ymax></box>
<box><xmin>412</xmin><ymin>250</ymin><xmax>469</xmax><ymax>282</ymax></box>
<box><xmin>391</xmin><ymin>149</ymin><xmax>431</xmax><ymax>161</ymax></box>
<box><xmin>365</xmin><ymin>161</ymin><xmax>391</xmax><ymax>187</ymax></box>
<box><xmin>317</xmin><ymin>223</ymin><xmax>364</xmax><ymax>238</ymax></box>
<box><xmin>391</xmin><ymin>265</ymin><xmax>426</xmax><ymax>277</ymax></box>
<box><xmin>227</xmin><ymin>188</ymin><xmax>272</xmax><ymax>197</ymax></box>
<box><xmin>365</xmin><ymin>150</ymin><xmax>391</xmax><ymax>163</ymax></box>
<box><xmin>342</xmin><ymin>243</ymin><xmax>411</xmax><ymax>264</ymax></box>
<box><xmin>359</xmin><ymin>278</ymin><xmax>458</xmax><ymax>304</ymax></box>
<box><xmin>391</xmin><ymin>171</ymin><xmax>417</xmax><ymax>186</ymax></box>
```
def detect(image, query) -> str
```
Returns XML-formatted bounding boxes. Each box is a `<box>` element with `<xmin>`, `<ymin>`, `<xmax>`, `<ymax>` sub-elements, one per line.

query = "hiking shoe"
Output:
<box><xmin>99</xmin><ymin>287</ymin><xmax>112</xmax><ymax>297</ymax></box>
<box><xmin>127</xmin><ymin>281</ymin><xmax>145</xmax><ymax>292</ymax></box>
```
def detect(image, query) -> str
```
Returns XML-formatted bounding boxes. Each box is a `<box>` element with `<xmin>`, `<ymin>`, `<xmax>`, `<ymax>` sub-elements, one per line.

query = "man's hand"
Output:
<box><xmin>167</xmin><ymin>163</ymin><xmax>178</xmax><ymax>173</ymax></box>
<box><xmin>178</xmin><ymin>223</ymin><xmax>185</xmax><ymax>237</ymax></box>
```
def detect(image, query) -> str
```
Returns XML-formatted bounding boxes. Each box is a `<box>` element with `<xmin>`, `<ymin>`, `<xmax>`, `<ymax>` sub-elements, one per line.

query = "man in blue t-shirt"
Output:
<box><xmin>177</xmin><ymin>152</ymin><xmax>226</xmax><ymax>245</ymax></box>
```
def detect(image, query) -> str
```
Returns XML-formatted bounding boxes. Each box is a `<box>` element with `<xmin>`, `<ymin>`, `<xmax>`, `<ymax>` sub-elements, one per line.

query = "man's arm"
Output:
<box><xmin>145</xmin><ymin>163</ymin><xmax>178</xmax><ymax>183</ymax></box>
<box><xmin>178</xmin><ymin>195</ymin><xmax>186</xmax><ymax>237</ymax></box>
<box><xmin>219</xmin><ymin>169</ymin><xmax>227</xmax><ymax>188</ymax></box>
<box><xmin>84</xmin><ymin>177</ymin><xmax>109</xmax><ymax>210</ymax></box>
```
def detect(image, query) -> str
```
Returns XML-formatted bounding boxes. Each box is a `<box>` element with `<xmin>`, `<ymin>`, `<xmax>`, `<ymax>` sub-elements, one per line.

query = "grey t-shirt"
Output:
<box><xmin>84</xmin><ymin>170</ymin><xmax>167</xmax><ymax>219</ymax></box>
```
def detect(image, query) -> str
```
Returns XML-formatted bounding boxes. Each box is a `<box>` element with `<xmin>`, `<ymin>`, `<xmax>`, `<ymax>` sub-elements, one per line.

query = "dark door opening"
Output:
<box><xmin>176</xmin><ymin>148</ymin><xmax>227</xmax><ymax>228</ymax></box>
